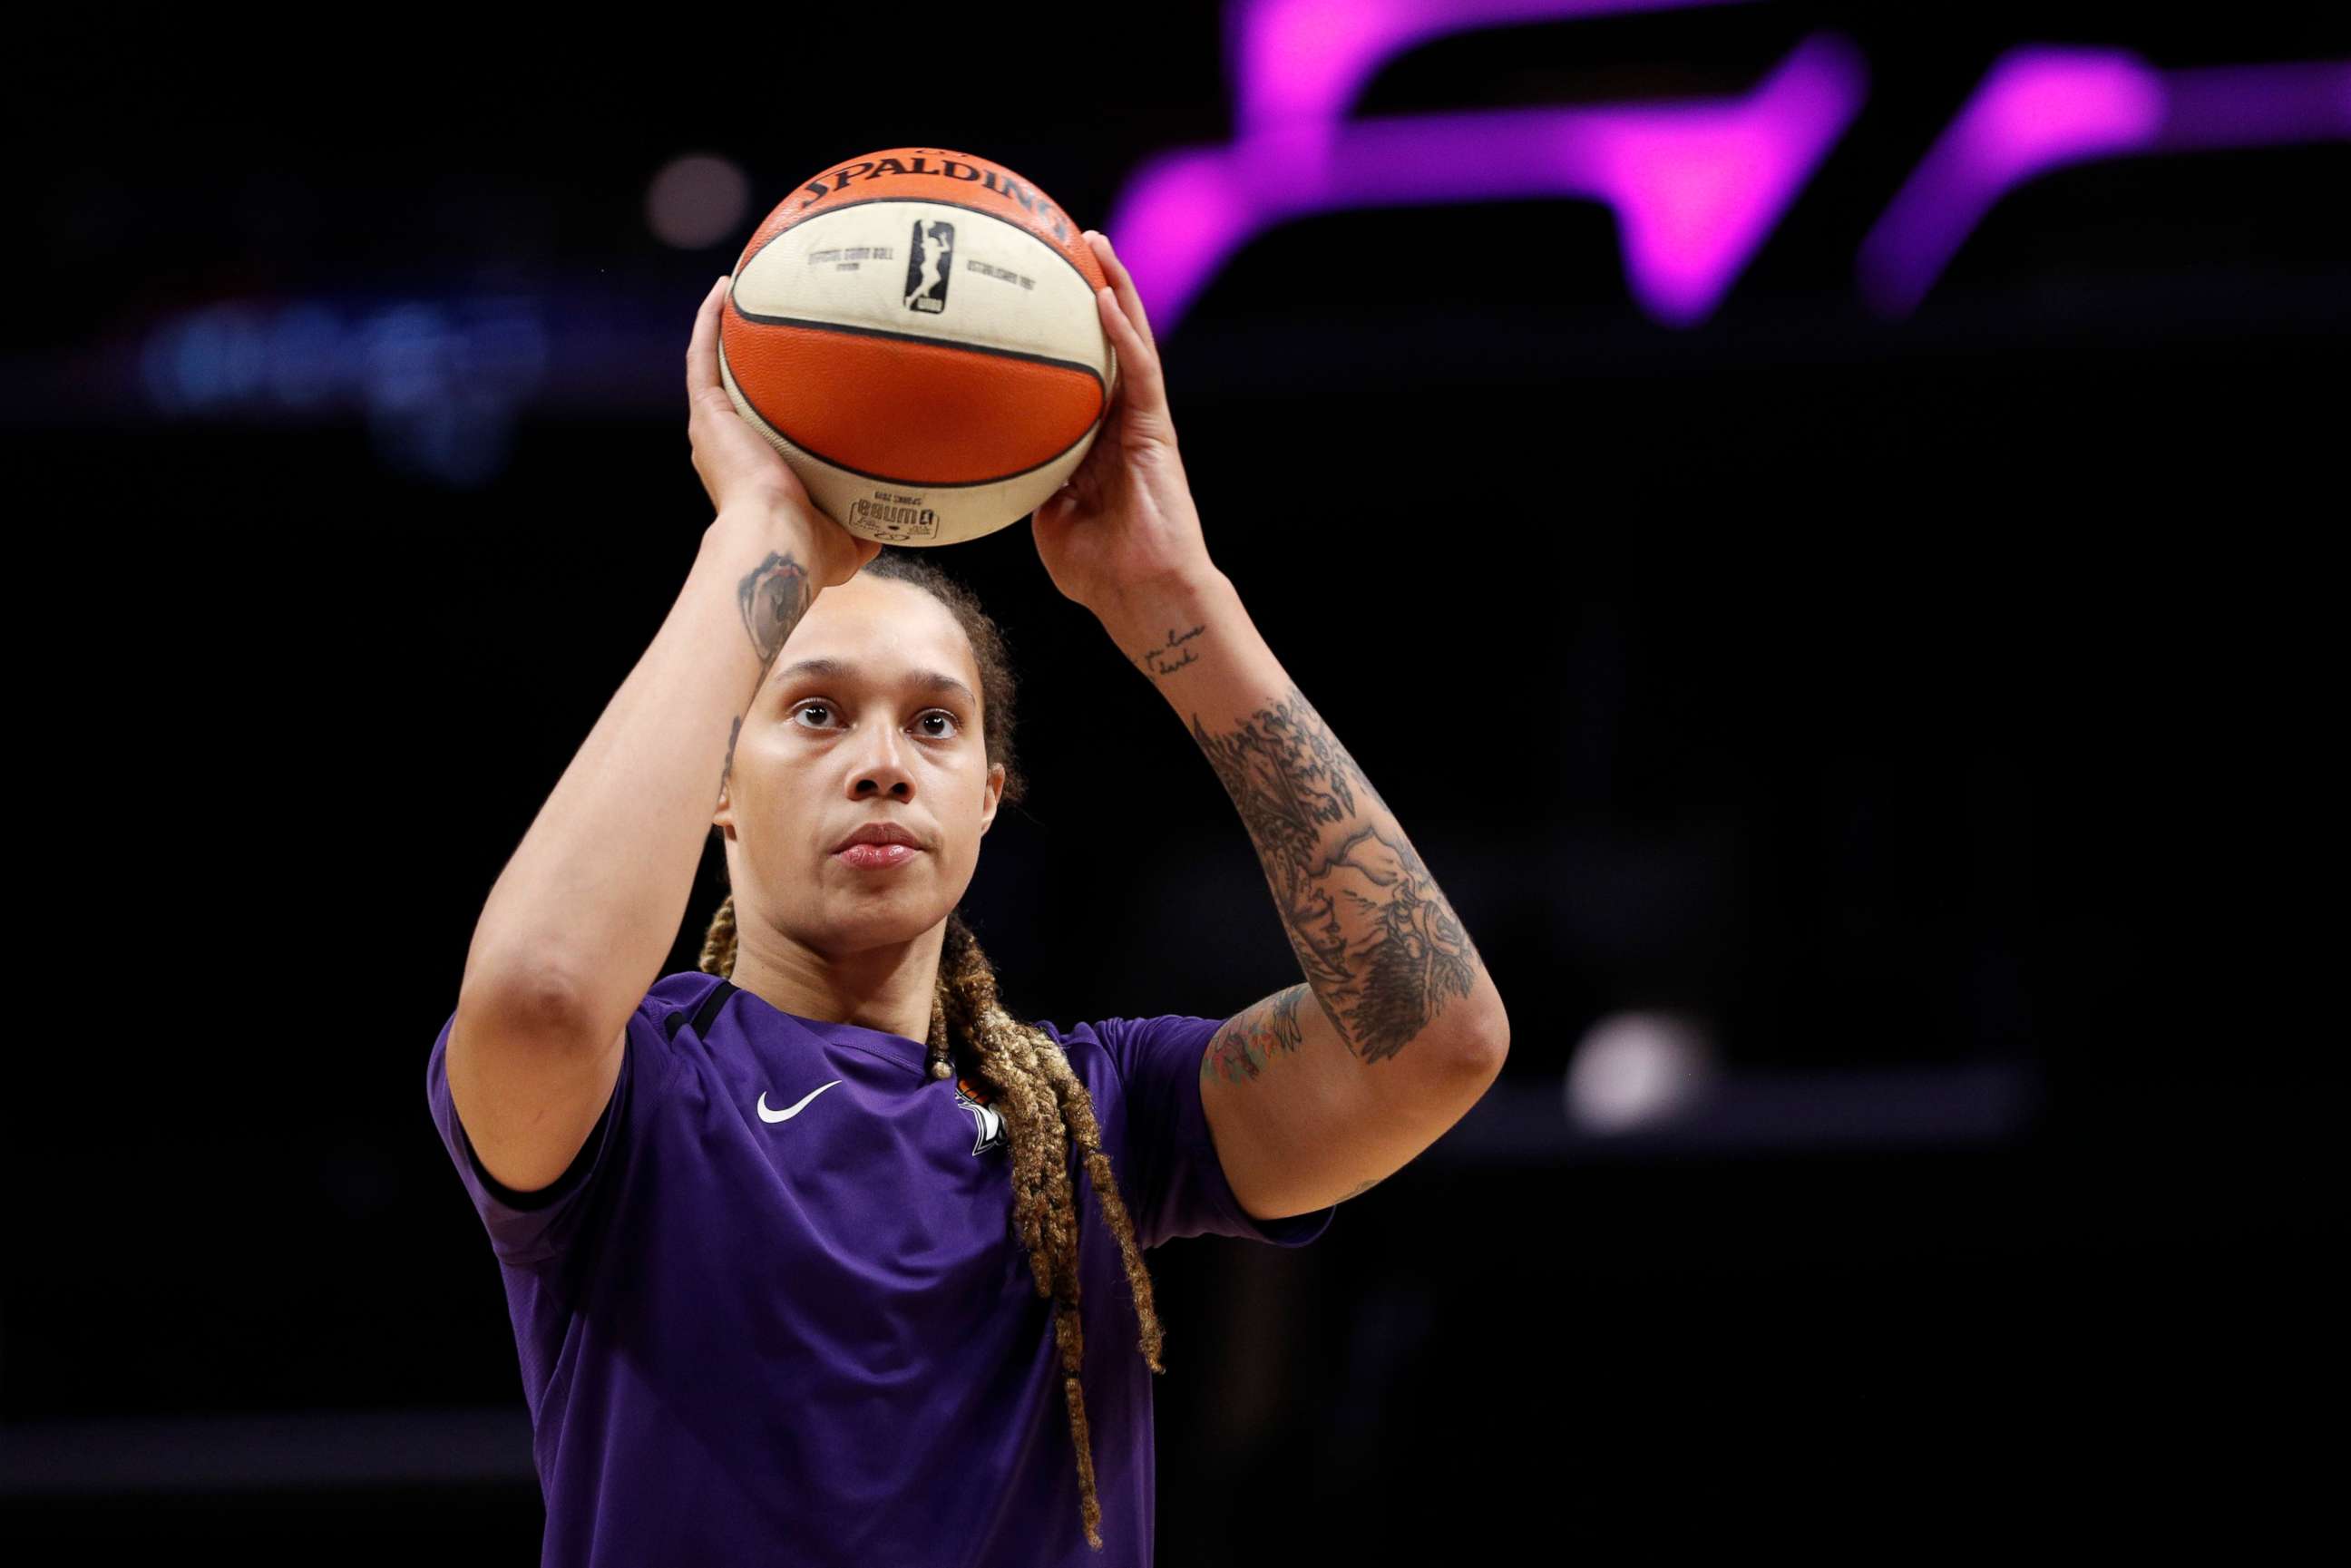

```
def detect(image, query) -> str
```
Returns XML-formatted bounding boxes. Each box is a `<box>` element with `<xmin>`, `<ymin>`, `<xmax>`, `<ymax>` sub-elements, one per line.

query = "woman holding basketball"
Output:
<box><xmin>426</xmin><ymin>229</ymin><xmax>1510</xmax><ymax>1566</ymax></box>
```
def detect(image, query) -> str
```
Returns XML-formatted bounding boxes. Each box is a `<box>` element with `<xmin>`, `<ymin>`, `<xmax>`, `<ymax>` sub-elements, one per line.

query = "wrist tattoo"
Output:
<box><xmin>1128</xmin><ymin>621</ymin><xmax>1206</xmax><ymax>682</ymax></box>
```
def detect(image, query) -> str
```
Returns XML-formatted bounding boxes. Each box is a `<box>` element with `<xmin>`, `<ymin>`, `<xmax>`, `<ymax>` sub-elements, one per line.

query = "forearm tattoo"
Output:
<box><xmin>737</xmin><ymin>550</ymin><xmax>813</xmax><ymax>667</ymax></box>
<box><xmin>722</xmin><ymin>550</ymin><xmax>813</xmax><ymax>803</ymax></box>
<box><xmin>1192</xmin><ymin>686</ymin><xmax>1483</xmax><ymax>1068</ymax></box>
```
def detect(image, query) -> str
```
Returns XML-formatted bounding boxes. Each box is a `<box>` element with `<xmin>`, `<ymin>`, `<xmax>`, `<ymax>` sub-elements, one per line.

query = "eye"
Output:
<box><xmin>791</xmin><ymin>701</ymin><xmax>961</xmax><ymax>739</ymax></box>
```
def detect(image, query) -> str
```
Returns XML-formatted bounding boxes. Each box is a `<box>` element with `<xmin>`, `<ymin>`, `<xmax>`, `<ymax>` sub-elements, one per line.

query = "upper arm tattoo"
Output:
<box><xmin>1205</xmin><ymin>983</ymin><xmax>1314</xmax><ymax>1086</ymax></box>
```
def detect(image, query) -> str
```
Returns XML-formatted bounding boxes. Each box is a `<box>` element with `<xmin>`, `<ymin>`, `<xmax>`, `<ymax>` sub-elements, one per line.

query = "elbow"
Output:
<box><xmin>1468</xmin><ymin>1034</ymin><xmax>1508</xmax><ymax>1081</ymax></box>
<box><xmin>1450</xmin><ymin>1004</ymin><xmax>1509</xmax><ymax>1079</ymax></box>
<box><xmin>1466</xmin><ymin>985</ymin><xmax>1509</xmax><ymax>1062</ymax></box>
<box><xmin>460</xmin><ymin>955</ymin><xmax>581</xmax><ymax>1034</ymax></box>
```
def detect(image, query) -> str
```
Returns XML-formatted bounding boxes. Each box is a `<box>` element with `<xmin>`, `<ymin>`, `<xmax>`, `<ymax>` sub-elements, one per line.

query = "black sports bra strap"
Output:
<box><xmin>667</xmin><ymin>976</ymin><xmax>737</xmax><ymax>1042</ymax></box>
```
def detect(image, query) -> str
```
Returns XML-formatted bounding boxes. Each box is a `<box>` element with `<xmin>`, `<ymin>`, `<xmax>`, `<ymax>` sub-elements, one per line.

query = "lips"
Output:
<box><xmin>834</xmin><ymin>823</ymin><xmax>923</xmax><ymax>852</ymax></box>
<box><xmin>836</xmin><ymin>842</ymin><xmax>921</xmax><ymax>869</ymax></box>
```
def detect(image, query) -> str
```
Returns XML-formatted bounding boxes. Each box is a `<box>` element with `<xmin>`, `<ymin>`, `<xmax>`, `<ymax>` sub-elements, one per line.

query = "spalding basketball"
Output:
<box><xmin>718</xmin><ymin>147</ymin><xmax>1118</xmax><ymax>547</ymax></box>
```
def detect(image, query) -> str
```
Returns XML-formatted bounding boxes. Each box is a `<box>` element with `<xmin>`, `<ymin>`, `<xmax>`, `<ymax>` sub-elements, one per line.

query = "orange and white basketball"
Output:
<box><xmin>719</xmin><ymin>147</ymin><xmax>1117</xmax><ymax>547</ymax></box>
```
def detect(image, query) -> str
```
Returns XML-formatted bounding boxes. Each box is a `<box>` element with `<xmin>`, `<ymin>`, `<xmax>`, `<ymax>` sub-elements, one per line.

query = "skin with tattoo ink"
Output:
<box><xmin>1130</xmin><ymin>621</ymin><xmax>1207</xmax><ymax>681</ymax></box>
<box><xmin>1189</xmin><ymin>684</ymin><xmax>1484</xmax><ymax>1066</ymax></box>
<box><xmin>716</xmin><ymin>550</ymin><xmax>817</xmax><ymax>806</ymax></box>
<box><xmin>1203</xmin><ymin>983</ymin><xmax>1312</xmax><ymax>1084</ymax></box>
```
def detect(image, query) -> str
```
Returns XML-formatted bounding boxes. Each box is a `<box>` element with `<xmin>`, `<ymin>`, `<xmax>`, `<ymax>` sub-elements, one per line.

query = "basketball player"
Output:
<box><xmin>425</xmin><ymin>229</ymin><xmax>1511</xmax><ymax>1565</ymax></box>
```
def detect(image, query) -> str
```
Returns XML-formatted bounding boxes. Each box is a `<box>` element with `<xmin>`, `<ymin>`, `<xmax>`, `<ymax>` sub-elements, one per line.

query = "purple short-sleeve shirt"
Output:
<box><xmin>424</xmin><ymin>970</ymin><xmax>1335</xmax><ymax>1566</ymax></box>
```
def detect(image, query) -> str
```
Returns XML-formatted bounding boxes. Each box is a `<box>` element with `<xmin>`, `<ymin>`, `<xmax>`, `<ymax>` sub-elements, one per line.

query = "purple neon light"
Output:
<box><xmin>1858</xmin><ymin>47</ymin><xmax>2351</xmax><ymax>318</ymax></box>
<box><xmin>1230</xmin><ymin>0</ymin><xmax>1747</xmax><ymax>137</ymax></box>
<box><xmin>1109</xmin><ymin>31</ymin><xmax>1866</xmax><ymax>330</ymax></box>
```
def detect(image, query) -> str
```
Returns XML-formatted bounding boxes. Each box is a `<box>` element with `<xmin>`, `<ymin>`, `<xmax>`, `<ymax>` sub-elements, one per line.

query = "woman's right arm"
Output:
<box><xmin>447</xmin><ymin>277</ymin><xmax>879</xmax><ymax>1193</ymax></box>
<box><xmin>457</xmin><ymin>510</ymin><xmax>824</xmax><ymax>1033</ymax></box>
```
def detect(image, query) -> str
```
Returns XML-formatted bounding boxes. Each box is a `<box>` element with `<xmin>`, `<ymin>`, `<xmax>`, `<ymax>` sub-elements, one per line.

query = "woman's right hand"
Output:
<box><xmin>686</xmin><ymin>276</ymin><xmax>883</xmax><ymax>588</ymax></box>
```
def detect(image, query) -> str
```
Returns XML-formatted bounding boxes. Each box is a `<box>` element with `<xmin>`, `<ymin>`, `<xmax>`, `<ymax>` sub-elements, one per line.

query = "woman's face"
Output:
<box><xmin>714</xmin><ymin>573</ymin><xmax>1003</xmax><ymax>956</ymax></box>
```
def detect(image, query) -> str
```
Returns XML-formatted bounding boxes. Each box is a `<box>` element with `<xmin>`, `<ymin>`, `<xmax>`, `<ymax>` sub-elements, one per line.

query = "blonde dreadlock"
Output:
<box><xmin>698</xmin><ymin>550</ymin><xmax>1163</xmax><ymax>1553</ymax></box>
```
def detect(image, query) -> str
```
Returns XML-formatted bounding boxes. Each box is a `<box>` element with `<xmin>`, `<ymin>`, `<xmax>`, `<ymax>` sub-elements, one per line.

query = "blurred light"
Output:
<box><xmin>154</xmin><ymin>305</ymin><xmax>270</xmax><ymax>411</ymax></box>
<box><xmin>360</xmin><ymin>304</ymin><xmax>450</xmax><ymax>414</ymax></box>
<box><xmin>134</xmin><ymin>295</ymin><xmax>550</xmax><ymax>488</ymax></box>
<box><xmin>1106</xmin><ymin>29</ymin><xmax>1865</xmax><ymax>331</ymax></box>
<box><xmin>647</xmin><ymin>153</ymin><xmax>751</xmax><ymax>250</ymax></box>
<box><xmin>371</xmin><ymin>392</ymin><xmax>511</xmax><ymax>491</ymax></box>
<box><xmin>1858</xmin><ymin>47</ymin><xmax>2163</xmax><ymax>319</ymax></box>
<box><xmin>210</xmin><ymin>307</ymin><xmax>269</xmax><ymax>403</ymax></box>
<box><xmin>468</xmin><ymin>308</ymin><xmax>550</xmax><ymax>395</ymax></box>
<box><xmin>1566</xmin><ymin>1011</ymin><xmax>1718</xmax><ymax>1133</ymax></box>
<box><xmin>1858</xmin><ymin>48</ymin><xmax>2351</xmax><ymax>317</ymax></box>
<box><xmin>266</xmin><ymin>304</ymin><xmax>341</xmax><ymax>410</ymax></box>
<box><xmin>1234</xmin><ymin>0</ymin><xmax>1741</xmax><ymax>138</ymax></box>
<box><xmin>137</xmin><ymin>320</ymin><xmax>184</xmax><ymax>414</ymax></box>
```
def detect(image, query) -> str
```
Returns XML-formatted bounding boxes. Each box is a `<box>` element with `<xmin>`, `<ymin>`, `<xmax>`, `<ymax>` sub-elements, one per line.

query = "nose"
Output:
<box><xmin>847</xmin><ymin>725</ymin><xmax>914</xmax><ymax>802</ymax></box>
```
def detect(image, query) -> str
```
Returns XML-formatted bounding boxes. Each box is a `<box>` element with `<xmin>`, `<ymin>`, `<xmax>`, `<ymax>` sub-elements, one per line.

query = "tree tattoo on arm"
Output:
<box><xmin>1190</xmin><ymin>685</ymin><xmax>1483</xmax><ymax>1066</ymax></box>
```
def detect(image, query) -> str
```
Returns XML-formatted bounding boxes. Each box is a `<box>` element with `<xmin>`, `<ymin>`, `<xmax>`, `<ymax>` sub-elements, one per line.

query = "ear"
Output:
<box><xmin>714</xmin><ymin>775</ymin><xmax>737</xmax><ymax>842</ymax></box>
<box><xmin>979</xmin><ymin>763</ymin><xmax>1005</xmax><ymax>836</ymax></box>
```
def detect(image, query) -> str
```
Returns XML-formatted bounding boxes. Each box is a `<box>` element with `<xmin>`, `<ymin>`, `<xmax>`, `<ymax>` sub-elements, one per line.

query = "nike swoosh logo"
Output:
<box><xmin>758</xmin><ymin>1082</ymin><xmax>843</xmax><ymax>1123</ymax></box>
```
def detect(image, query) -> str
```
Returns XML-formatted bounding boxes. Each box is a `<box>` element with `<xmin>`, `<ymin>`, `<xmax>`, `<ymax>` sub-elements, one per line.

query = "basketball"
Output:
<box><xmin>717</xmin><ymin>146</ymin><xmax>1118</xmax><ymax>547</ymax></box>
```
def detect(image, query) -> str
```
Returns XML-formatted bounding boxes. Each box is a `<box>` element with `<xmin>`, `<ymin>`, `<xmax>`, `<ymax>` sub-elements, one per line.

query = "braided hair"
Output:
<box><xmin>698</xmin><ymin>549</ymin><xmax>1162</xmax><ymax>1552</ymax></box>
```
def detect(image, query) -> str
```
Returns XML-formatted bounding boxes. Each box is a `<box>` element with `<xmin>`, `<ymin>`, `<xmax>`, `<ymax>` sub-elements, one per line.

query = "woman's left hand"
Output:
<box><xmin>1031</xmin><ymin>231</ymin><xmax>1216</xmax><ymax>618</ymax></box>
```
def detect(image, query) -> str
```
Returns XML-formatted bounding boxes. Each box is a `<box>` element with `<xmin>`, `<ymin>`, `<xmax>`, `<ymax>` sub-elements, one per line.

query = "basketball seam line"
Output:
<box><xmin>727</xmin><ymin>308</ymin><xmax>1107</xmax><ymax>387</ymax></box>
<box><xmin>719</xmin><ymin>341</ymin><xmax>1106</xmax><ymax>492</ymax></box>
<box><xmin>737</xmin><ymin>192</ymin><xmax>1103</xmax><ymax>298</ymax></box>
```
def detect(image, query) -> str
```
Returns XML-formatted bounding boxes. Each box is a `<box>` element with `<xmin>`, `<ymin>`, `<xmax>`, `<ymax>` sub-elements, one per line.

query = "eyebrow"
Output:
<box><xmin>769</xmin><ymin>656</ymin><xmax>978</xmax><ymax>710</ymax></box>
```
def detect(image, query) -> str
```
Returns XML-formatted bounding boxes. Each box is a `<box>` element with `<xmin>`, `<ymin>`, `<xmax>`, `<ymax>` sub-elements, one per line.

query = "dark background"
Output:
<box><xmin>5</xmin><ymin>2</ymin><xmax>2337</xmax><ymax>1559</ymax></box>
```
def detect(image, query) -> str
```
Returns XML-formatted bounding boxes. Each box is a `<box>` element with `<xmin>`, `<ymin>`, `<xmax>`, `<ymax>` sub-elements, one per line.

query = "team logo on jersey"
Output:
<box><xmin>951</xmin><ymin>1072</ymin><xmax>1007</xmax><ymax>1157</ymax></box>
<box><xmin>904</xmin><ymin>219</ymin><xmax>954</xmax><ymax>314</ymax></box>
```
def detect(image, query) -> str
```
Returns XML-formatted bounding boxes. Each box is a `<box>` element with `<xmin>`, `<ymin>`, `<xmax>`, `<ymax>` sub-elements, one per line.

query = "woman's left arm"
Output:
<box><xmin>1035</xmin><ymin>233</ymin><xmax>1508</xmax><ymax>1219</ymax></box>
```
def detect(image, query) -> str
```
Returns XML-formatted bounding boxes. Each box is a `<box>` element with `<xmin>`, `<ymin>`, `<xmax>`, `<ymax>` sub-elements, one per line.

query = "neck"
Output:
<box><xmin>726</xmin><ymin>911</ymin><xmax>945</xmax><ymax>1048</ymax></box>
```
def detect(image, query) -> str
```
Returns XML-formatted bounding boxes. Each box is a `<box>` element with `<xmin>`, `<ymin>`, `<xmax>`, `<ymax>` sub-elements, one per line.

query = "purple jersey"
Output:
<box><xmin>424</xmin><ymin>969</ymin><xmax>1335</xmax><ymax>1566</ymax></box>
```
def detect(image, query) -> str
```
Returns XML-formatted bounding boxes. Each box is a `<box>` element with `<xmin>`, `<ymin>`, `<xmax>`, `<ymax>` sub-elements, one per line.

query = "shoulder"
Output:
<box><xmin>1032</xmin><ymin>1017</ymin><xmax>1122</xmax><ymax>1095</ymax></box>
<box><xmin>641</xmin><ymin>969</ymin><xmax>733</xmax><ymax>1037</ymax></box>
<box><xmin>1035</xmin><ymin>1013</ymin><xmax>1223</xmax><ymax>1096</ymax></box>
<box><xmin>1034</xmin><ymin>1015</ymin><xmax>1109</xmax><ymax>1062</ymax></box>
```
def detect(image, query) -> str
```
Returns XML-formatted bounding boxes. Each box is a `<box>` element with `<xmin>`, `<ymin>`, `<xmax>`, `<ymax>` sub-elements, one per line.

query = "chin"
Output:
<box><xmin>822</xmin><ymin>886</ymin><xmax>948</xmax><ymax>939</ymax></box>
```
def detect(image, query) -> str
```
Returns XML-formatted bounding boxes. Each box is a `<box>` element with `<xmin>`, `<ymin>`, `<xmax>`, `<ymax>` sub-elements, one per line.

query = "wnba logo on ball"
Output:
<box><xmin>904</xmin><ymin>219</ymin><xmax>954</xmax><ymax>314</ymax></box>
